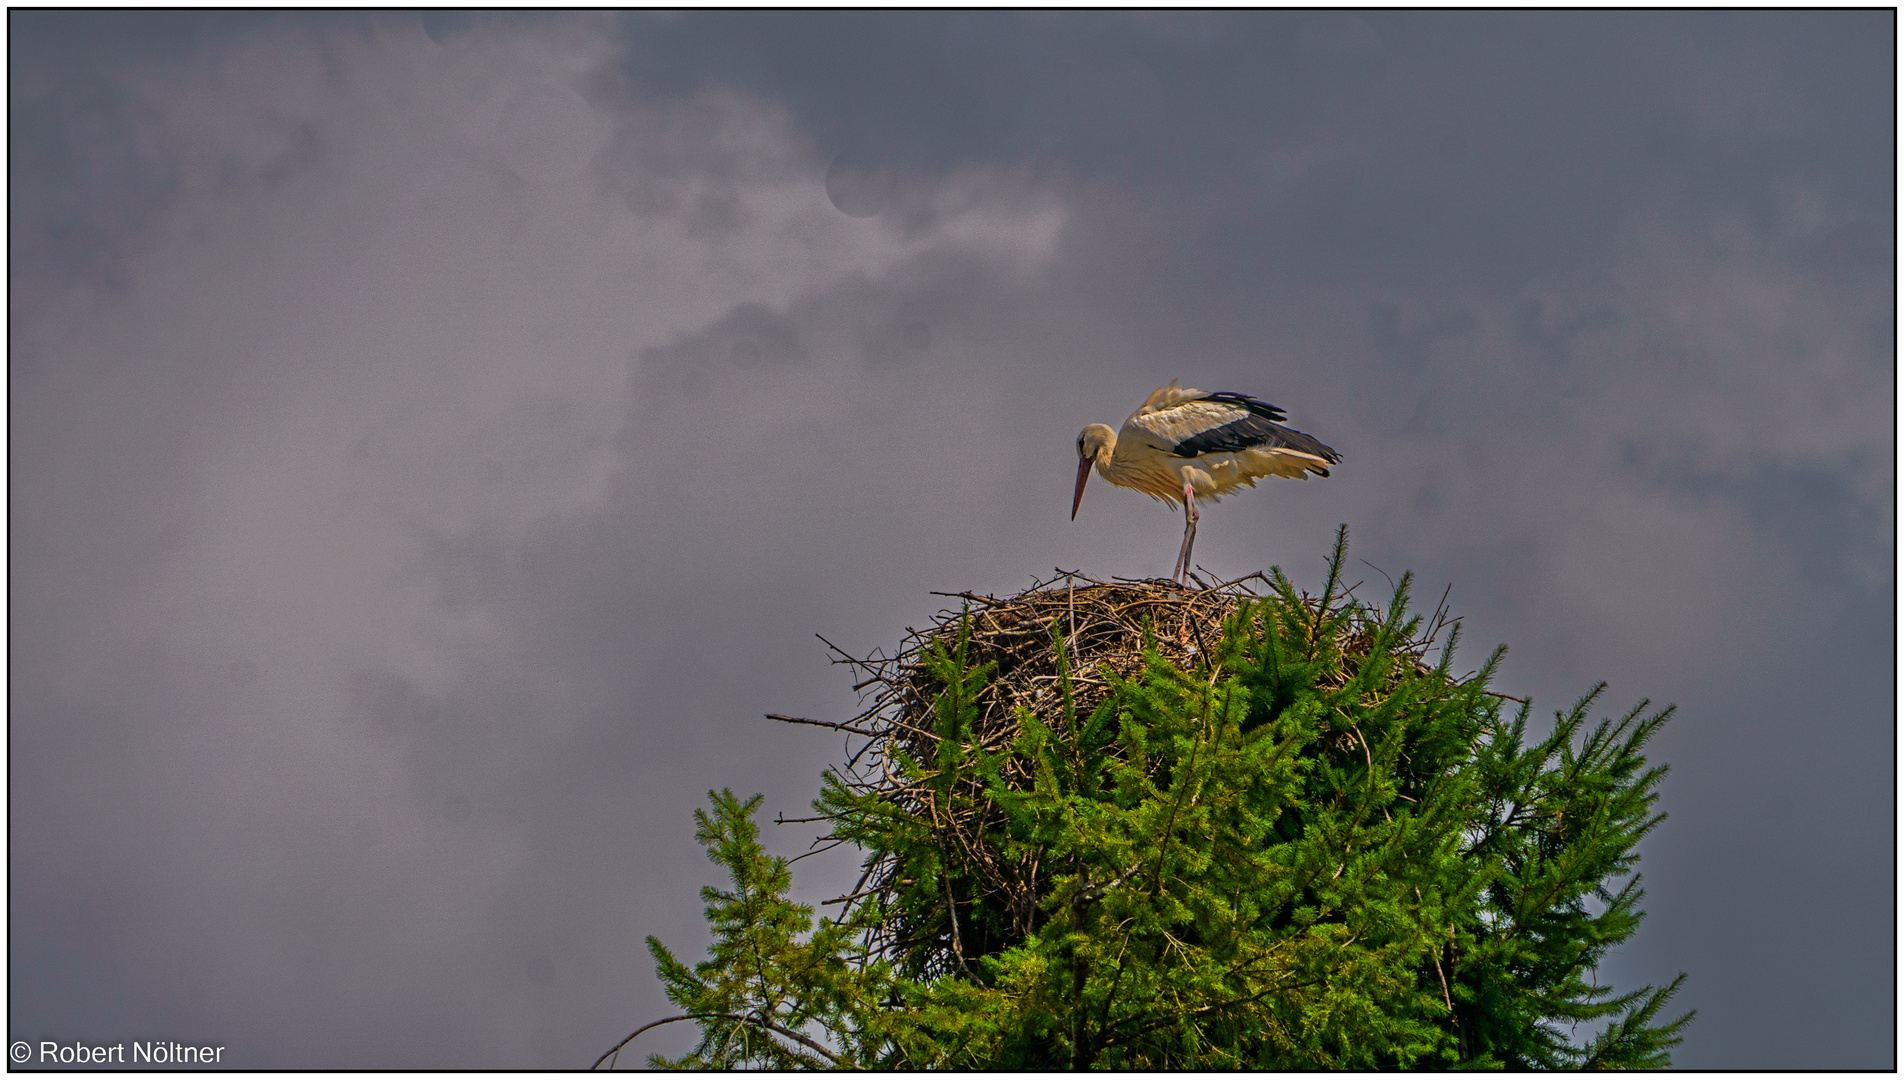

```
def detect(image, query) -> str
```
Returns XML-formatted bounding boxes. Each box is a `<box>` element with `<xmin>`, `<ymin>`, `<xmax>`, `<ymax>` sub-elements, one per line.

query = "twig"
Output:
<box><xmin>814</xmin><ymin>634</ymin><xmax>883</xmax><ymax>672</ymax></box>
<box><xmin>1435</xmin><ymin>948</ymin><xmax>1453</xmax><ymax>1012</ymax></box>
<box><xmin>943</xmin><ymin>869</ymin><xmax>974</xmax><ymax>977</ymax></box>
<box><xmin>929</xmin><ymin>590</ymin><xmax>999</xmax><ymax>605</ymax></box>
<box><xmin>766</xmin><ymin>714</ymin><xmax>881</xmax><ymax>737</ymax></box>
<box><xmin>1068</xmin><ymin>575</ymin><xmax>1077</xmax><ymax>657</ymax></box>
<box><xmin>1359</xmin><ymin>558</ymin><xmax>1397</xmax><ymax>594</ymax></box>
<box><xmin>592</xmin><ymin>1012</ymin><xmax>844</xmax><ymax>1070</ymax></box>
<box><xmin>788</xmin><ymin>837</ymin><xmax>851</xmax><ymax>863</ymax></box>
<box><xmin>1208</xmin><ymin>570</ymin><xmax>1274</xmax><ymax>593</ymax></box>
<box><xmin>822</xmin><ymin>884</ymin><xmax>884</xmax><ymax>907</ymax></box>
<box><xmin>1185</xmin><ymin>609</ymin><xmax>1212</xmax><ymax>673</ymax></box>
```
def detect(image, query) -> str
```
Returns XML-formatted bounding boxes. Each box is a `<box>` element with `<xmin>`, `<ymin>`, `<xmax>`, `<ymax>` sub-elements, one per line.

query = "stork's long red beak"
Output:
<box><xmin>1071</xmin><ymin>456</ymin><xmax>1092</xmax><ymax>520</ymax></box>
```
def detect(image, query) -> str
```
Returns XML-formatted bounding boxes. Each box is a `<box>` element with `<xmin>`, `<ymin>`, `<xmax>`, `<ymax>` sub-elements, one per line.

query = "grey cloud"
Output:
<box><xmin>638</xmin><ymin>300</ymin><xmax>807</xmax><ymax>392</ymax></box>
<box><xmin>820</xmin><ymin>258</ymin><xmax>992</xmax><ymax>369</ymax></box>
<box><xmin>589</xmin><ymin>83</ymin><xmax>806</xmax><ymax>235</ymax></box>
<box><xmin>8</xmin><ymin>13</ymin><xmax>344</xmax><ymax>291</ymax></box>
<box><xmin>636</xmin><ymin>247</ymin><xmax>1035</xmax><ymax>407</ymax></box>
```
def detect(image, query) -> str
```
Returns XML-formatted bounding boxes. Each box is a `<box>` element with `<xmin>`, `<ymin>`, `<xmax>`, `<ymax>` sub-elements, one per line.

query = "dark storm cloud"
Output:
<box><xmin>10</xmin><ymin>11</ymin><xmax>1890</xmax><ymax>1071</ymax></box>
<box><xmin>9</xmin><ymin>13</ymin><xmax>334</xmax><ymax>303</ymax></box>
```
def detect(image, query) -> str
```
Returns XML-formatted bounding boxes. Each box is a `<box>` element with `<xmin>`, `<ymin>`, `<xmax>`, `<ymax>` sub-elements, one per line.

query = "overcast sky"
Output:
<box><xmin>9</xmin><ymin>11</ymin><xmax>1892</xmax><ymax>1069</ymax></box>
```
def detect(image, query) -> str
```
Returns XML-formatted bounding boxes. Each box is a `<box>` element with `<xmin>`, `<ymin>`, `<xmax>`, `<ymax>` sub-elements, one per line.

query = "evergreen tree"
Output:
<box><xmin>603</xmin><ymin>528</ymin><xmax>1692</xmax><ymax>1069</ymax></box>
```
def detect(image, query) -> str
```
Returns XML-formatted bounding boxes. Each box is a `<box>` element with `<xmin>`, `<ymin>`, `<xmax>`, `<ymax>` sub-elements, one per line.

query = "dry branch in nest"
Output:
<box><xmin>774</xmin><ymin>567</ymin><xmax>1460</xmax><ymax>976</ymax></box>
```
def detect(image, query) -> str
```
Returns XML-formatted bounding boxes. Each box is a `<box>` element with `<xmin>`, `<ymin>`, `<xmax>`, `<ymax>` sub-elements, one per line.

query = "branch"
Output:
<box><xmin>787</xmin><ymin>837</ymin><xmax>852</xmax><ymax>863</ymax></box>
<box><xmin>592</xmin><ymin>1011</ymin><xmax>844</xmax><ymax>1070</ymax></box>
<box><xmin>1100</xmin><ymin>975</ymin><xmax>1326</xmax><ymax>1047</ymax></box>
<box><xmin>943</xmin><ymin>868</ymin><xmax>975</xmax><ymax>978</ymax></box>
<box><xmin>1206</xmin><ymin>569</ymin><xmax>1274</xmax><ymax>594</ymax></box>
<box><xmin>813</xmin><ymin>634</ymin><xmax>886</xmax><ymax>673</ymax></box>
<box><xmin>929</xmin><ymin>589</ymin><xmax>999</xmax><ymax>605</ymax></box>
<box><xmin>767</xmin><ymin>713</ymin><xmax>881</xmax><ymax>738</ymax></box>
<box><xmin>821</xmin><ymin>884</ymin><xmax>884</xmax><ymax>907</ymax></box>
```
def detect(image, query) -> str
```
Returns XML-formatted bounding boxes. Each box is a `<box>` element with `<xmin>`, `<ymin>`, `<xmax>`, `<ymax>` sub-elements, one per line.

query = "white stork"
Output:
<box><xmin>1072</xmin><ymin>381</ymin><xmax>1341</xmax><ymax>584</ymax></box>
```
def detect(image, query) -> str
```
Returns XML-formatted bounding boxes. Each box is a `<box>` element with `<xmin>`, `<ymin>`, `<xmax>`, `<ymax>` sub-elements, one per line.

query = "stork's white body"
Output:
<box><xmin>1073</xmin><ymin>381</ymin><xmax>1340</xmax><ymax>583</ymax></box>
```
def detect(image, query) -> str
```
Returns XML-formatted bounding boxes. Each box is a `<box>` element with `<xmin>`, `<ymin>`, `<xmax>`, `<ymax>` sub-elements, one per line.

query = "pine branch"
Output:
<box><xmin>591</xmin><ymin>1012</ymin><xmax>843</xmax><ymax>1070</ymax></box>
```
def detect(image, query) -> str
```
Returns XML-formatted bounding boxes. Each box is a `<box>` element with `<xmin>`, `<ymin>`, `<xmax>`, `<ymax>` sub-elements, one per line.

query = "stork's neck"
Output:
<box><xmin>1096</xmin><ymin>442</ymin><xmax>1148</xmax><ymax>492</ymax></box>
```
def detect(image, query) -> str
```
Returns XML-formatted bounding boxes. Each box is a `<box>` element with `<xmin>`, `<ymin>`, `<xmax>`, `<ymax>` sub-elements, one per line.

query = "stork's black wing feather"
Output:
<box><xmin>1200</xmin><ymin>391</ymin><xmax>1287</xmax><ymax>423</ymax></box>
<box><xmin>1170</xmin><ymin>392</ymin><xmax>1342</xmax><ymax>467</ymax></box>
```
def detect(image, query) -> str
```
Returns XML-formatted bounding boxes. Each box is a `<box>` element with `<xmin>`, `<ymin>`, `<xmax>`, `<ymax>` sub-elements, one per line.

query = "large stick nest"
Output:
<box><xmin>779</xmin><ymin>568</ymin><xmax>1454</xmax><ymax>976</ymax></box>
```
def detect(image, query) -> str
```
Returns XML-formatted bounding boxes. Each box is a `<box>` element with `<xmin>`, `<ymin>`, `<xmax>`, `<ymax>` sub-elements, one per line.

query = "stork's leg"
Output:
<box><xmin>1174</xmin><ymin>482</ymin><xmax>1200</xmax><ymax>584</ymax></box>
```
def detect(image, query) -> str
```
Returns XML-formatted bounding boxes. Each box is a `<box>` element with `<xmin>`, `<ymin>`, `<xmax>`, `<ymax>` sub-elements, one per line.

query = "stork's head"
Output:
<box><xmin>1072</xmin><ymin>423</ymin><xmax>1116</xmax><ymax>520</ymax></box>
